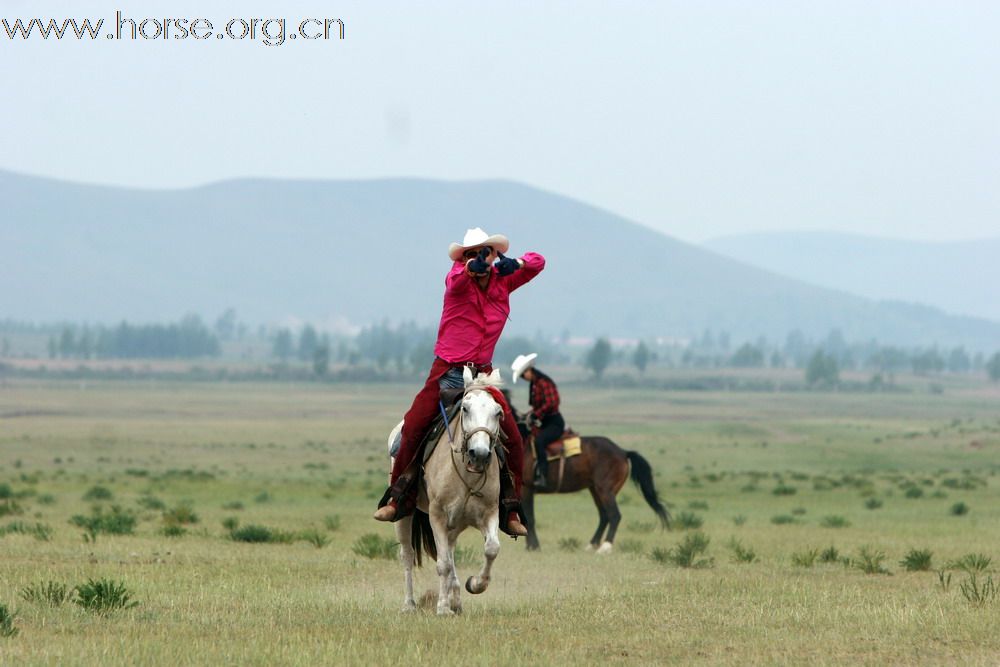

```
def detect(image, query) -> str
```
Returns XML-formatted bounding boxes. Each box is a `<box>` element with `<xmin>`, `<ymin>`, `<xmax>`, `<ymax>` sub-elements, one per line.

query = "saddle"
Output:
<box><xmin>545</xmin><ymin>430</ymin><xmax>582</xmax><ymax>461</ymax></box>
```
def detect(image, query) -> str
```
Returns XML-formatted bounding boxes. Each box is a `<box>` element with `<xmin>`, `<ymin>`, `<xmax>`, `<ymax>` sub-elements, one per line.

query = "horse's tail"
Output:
<box><xmin>411</xmin><ymin>509</ymin><xmax>437</xmax><ymax>565</ymax></box>
<box><xmin>626</xmin><ymin>451</ymin><xmax>671</xmax><ymax>529</ymax></box>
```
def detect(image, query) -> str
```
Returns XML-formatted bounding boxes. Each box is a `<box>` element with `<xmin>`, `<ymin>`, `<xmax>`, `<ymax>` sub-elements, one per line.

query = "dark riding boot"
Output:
<box><xmin>499</xmin><ymin>466</ymin><xmax>527</xmax><ymax>537</ymax></box>
<box><xmin>374</xmin><ymin>464</ymin><xmax>419</xmax><ymax>522</ymax></box>
<box><xmin>533</xmin><ymin>460</ymin><xmax>549</xmax><ymax>491</ymax></box>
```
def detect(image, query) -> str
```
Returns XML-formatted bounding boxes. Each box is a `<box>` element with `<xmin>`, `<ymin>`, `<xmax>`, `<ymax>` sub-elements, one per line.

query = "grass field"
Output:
<box><xmin>1</xmin><ymin>374</ymin><xmax>1000</xmax><ymax>665</ymax></box>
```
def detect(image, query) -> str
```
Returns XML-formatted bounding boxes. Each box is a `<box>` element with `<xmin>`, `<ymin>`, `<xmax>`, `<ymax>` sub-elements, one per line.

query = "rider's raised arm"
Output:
<box><xmin>504</xmin><ymin>251</ymin><xmax>545</xmax><ymax>292</ymax></box>
<box><xmin>443</xmin><ymin>260</ymin><xmax>477</xmax><ymax>295</ymax></box>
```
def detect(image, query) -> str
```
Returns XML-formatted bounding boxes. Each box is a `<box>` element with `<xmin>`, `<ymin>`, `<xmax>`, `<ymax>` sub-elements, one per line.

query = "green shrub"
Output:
<box><xmin>949</xmin><ymin>553</ymin><xmax>992</xmax><ymax>573</ymax></box>
<box><xmin>626</xmin><ymin>520</ymin><xmax>655</xmax><ymax>534</ymax></box>
<box><xmin>74</xmin><ymin>579</ymin><xmax>138</xmax><ymax>614</ymax></box>
<box><xmin>617</xmin><ymin>539</ymin><xmax>646</xmax><ymax>555</ymax></box>
<box><xmin>0</xmin><ymin>603</ymin><xmax>17</xmax><ymax>638</ymax></box>
<box><xmin>674</xmin><ymin>512</ymin><xmax>704</xmax><ymax>530</ymax></box>
<box><xmin>221</xmin><ymin>517</ymin><xmax>240</xmax><ymax>531</ymax></box>
<box><xmin>960</xmin><ymin>574</ymin><xmax>997</xmax><ymax>607</ymax></box>
<box><xmin>726</xmin><ymin>537</ymin><xmax>757</xmax><ymax>564</ymax></box>
<box><xmin>1</xmin><ymin>521</ymin><xmax>53</xmax><ymax>541</ymax></box>
<box><xmin>732</xmin><ymin>515</ymin><xmax>747</xmax><ymax>527</ymax></box>
<box><xmin>70</xmin><ymin>505</ymin><xmax>136</xmax><ymax>536</ymax></box>
<box><xmin>323</xmin><ymin>515</ymin><xmax>341</xmax><ymax>532</ymax></box>
<box><xmin>653</xmin><ymin>531</ymin><xmax>712</xmax><ymax>569</ymax></box>
<box><xmin>950</xmin><ymin>502</ymin><xmax>970</xmax><ymax>516</ymax></box>
<box><xmin>791</xmin><ymin>548</ymin><xmax>820</xmax><ymax>567</ymax></box>
<box><xmin>771</xmin><ymin>515</ymin><xmax>797</xmax><ymax>525</ymax></box>
<box><xmin>820</xmin><ymin>515</ymin><xmax>851</xmax><ymax>528</ymax></box>
<box><xmin>221</xmin><ymin>501</ymin><xmax>245</xmax><ymax>511</ymax></box>
<box><xmin>864</xmin><ymin>498</ymin><xmax>883</xmax><ymax>510</ymax></box>
<box><xmin>558</xmin><ymin>537</ymin><xmax>582</xmax><ymax>552</ymax></box>
<box><xmin>900</xmin><ymin>548</ymin><xmax>934</xmax><ymax>572</ymax></box>
<box><xmin>20</xmin><ymin>581</ymin><xmax>72</xmax><ymax>606</ymax></box>
<box><xmin>351</xmin><ymin>533</ymin><xmax>397</xmax><ymax>559</ymax></box>
<box><xmin>819</xmin><ymin>546</ymin><xmax>840</xmax><ymax>563</ymax></box>
<box><xmin>772</xmin><ymin>484</ymin><xmax>797</xmax><ymax>496</ymax></box>
<box><xmin>82</xmin><ymin>486</ymin><xmax>114</xmax><ymax>501</ymax></box>
<box><xmin>853</xmin><ymin>546</ymin><xmax>891</xmax><ymax>575</ymax></box>
<box><xmin>160</xmin><ymin>524</ymin><xmax>187</xmax><ymax>537</ymax></box>
<box><xmin>687</xmin><ymin>500</ymin><xmax>709</xmax><ymax>510</ymax></box>
<box><xmin>162</xmin><ymin>503</ymin><xmax>199</xmax><ymax>525</ymax></box>
<box><xmin>300</xmin><ymin>528</ymin><xmax>330</xmax><ymax>549</ymax></box>
<box><xmin>229</xmin><ymin>524</ymin><xmax>295</xmax><ymax>544</ymax></box>
<box><xmin>904</xmin><ymin>486</ymin><xmax>924</xmax><ymax>499</ymax></box>
<box><xmin>137</xmin><ymin>495</ymin><xmax>166</xmax><ymax>510</ymax></box>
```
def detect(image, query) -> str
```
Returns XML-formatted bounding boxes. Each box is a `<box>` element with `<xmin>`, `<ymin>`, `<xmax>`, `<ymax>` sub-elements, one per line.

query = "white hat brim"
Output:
<box><xmin>510</xmin><ymin>353</ymin><xmax>538</xmax><ymax>383</ymax></box>
<box><xmin>448</xmin><ymin>234</ymin><xmax>509</xmax><ymax>261</ymax></box>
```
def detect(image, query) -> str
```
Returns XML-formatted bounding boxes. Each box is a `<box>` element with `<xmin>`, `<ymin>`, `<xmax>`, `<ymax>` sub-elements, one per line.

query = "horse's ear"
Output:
<box><xmin>462</xmin><ymin>365</ymin><xmax>474</xmax><ymax>386</ymax></box>
<box><xmin>488</xmin><ymin>368</ymin><xmax>502</xmax><ymax>385</ymax></box>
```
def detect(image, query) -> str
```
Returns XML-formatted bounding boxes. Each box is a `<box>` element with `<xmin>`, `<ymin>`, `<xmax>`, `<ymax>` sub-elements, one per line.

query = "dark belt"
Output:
<box><xmin>438</xmin><ymin>357</ymin><xmax>491</xmax><ymax>374</ymax></box>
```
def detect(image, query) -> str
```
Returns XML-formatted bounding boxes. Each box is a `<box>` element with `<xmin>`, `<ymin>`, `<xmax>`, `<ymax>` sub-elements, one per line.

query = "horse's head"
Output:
<box><xmin>460</xmin><ymin>367</ymin><xmax>504</xmax><ymax>472</ymax></box>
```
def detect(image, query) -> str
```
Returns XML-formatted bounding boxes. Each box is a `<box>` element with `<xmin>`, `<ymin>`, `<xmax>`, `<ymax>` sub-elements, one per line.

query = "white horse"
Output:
<box><xmin>388</xmin><ymin>367</ymin><xmax>505</xmax><ymax>615</ymax></box>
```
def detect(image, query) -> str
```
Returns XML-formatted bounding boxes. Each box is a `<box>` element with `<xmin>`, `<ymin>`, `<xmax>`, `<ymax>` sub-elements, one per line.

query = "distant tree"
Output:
<box><xmin>1</xmin><ymin>337</ymin><xmax>9</xmax><ymax>357</ymax></box>
<box><xmin>77</xmin><ymin>328</ymin><xmax>93</xmax><ymax>359</ymax></box>
<box><xmin>272</xmin><ymin>329</ymin><xmax>293</xmax><ymax>362</ymax></box>
<box><xmin>298</xmin><ymin>325</ymin><xmax>319</xmax><ymax>362</ymax></box>
<box><xmin>946</xmin><ymin>347</ymin><xmax>971</xmax><ymax>374</ymax></box>
<box><xmin>214</xmin><ymin>308</ymin><xmax>238</xmax><ymax>341</ymax></box>
<box><xmin>730</xmin><ymin>343</ymin><xmax>764</xmax><ymax>368</ymax></box>
<box><xmin>47</xmin><ymin>337</ymin><xmax>57</xmax><ymax>359</ymax></box>
<box><xmin>313</xmin><ymin>344</ymin><xmax>330</xmax><ymax>377</ymax></box>
<box><xmin>805</xmin><ymin>350</ymin><xmax>839</xmax><ymax>388</ymax></box>
<box><xmin>987</xmin><ymin>352</ymin><xmax>1000</xmax><ymax>383</ymax></box>
<box><xmin>912</xmin><ymin>348</ymin><xmax>944</xmax><ymax>376</ymax></box>
<box><xmin>632</xmin><ymin>341</ymin><xmax>650</xmax><ymax>374</ymax></box>
<box><xmin>58</xmin><ymin>327</ymin><xmax>75</xmax><ymax>358</ymax></box>
<box><xmin>585</xmin><ymin>338</ymin><xmax>612</xmax><ymax>380</ymax></box>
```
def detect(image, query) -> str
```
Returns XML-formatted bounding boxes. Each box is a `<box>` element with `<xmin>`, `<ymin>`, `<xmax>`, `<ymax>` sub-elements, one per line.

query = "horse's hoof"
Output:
<box><xmin>585</xmin><ymin>543</ymin><xmax>597</xmax><ymax>552</ymax></box>
<box><xmin>465</xmin><ymin>576</ymin><xmax>488</xmax><ymax>595</ymax></box>
<box><xmin>596</xmin><ymin>541</ymin><xmax>613</xmax><ymax>555</ymax></box>
<box><xmin>401</xmin><ymin>601</ymin><xmax>417</xmax><ymax>613</ymax></box>
<box><xmin>436</xmin><ymin>606</ymin><xmax>455</xmax><ymax>617</ymax></box>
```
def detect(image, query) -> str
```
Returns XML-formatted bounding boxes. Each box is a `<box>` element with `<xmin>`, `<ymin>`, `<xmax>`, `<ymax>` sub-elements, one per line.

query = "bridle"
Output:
<box><xmin>451</xmin><ymin>385</ymin><xmax>502</xmax><ymax>462</ymax></box>
<box><xmin>446</xmin><ymin>385</ymin><xmax>502</xmax><ymax>503</ymax></box>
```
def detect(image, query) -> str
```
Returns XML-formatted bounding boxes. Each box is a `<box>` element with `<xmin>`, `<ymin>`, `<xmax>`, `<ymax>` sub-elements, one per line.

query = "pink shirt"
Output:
<box><xmin>433</xmin><ymin>252</ymin><xmax>545</xmax><ymax>365</ymax></box>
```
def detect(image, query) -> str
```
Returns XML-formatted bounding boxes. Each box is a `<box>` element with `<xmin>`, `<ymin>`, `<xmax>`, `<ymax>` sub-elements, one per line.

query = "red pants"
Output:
<box><xmin>390</xmin><ymin>357</ymin><xmax>524</xmax><ymax>496</ymax></box>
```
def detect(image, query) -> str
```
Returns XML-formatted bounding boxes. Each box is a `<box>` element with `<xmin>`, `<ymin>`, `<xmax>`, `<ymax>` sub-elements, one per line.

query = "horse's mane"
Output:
<box><xmin>470</xmin><ymin>371</ymin><xmax>504</xmax><ymax>389</ymax></box>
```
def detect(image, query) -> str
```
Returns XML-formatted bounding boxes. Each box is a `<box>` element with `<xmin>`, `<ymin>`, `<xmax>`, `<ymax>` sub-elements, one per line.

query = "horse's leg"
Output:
<box><xmin>466</xmin><ymin>512</ymin><xmax>500</xmax><ymax>594</ymax></box>
<box><xmin>428</xmin><ymin>507</ymin><xmax>456</xmax><ymax>616</ymax></box>
<box><xmin>597</xmin><ymin>496</ymin><xmax>622</xmax><ymax>554</ymax></box>
<box><xmin>395</xmin><ymin>516</ymin><xmax>416</xmax><ymax>612</ymax></box>
<box><xmin>447</xmin><ymin>533</ymin><xmax>463</xmax><ymax>614</ymax></box>
<box><xmin>522</xmin><ymin>487</ymin><xmax>540</xmax><ymax>551</ymax></box>
<box><xmin>586</xmin><ymin>486</ymin><xmax>609</xmax><ymax>550</ymax></box>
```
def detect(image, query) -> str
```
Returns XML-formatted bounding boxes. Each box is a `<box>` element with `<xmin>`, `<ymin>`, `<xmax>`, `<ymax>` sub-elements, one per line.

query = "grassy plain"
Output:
<box><xmin>1</xmin><ymin>374</ymin><xmax>1000</xmax><ymax>665</ymax></box>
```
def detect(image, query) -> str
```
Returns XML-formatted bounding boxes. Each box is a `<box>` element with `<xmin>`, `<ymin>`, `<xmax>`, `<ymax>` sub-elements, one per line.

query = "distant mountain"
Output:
<box><xmin>3</xmin><ymin>169</ymin><xmax>1000</xmax><ymax>349</ymax></box>
<box><xmin>704</xmin><ymin>231</ymin><xmax>1000</xmax><ymax>323</ymax></box>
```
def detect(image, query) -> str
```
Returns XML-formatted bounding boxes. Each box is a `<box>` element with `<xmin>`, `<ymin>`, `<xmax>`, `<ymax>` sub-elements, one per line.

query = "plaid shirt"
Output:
<box><xmin>529</xmin><ymin>371</ymin><xmax>560</xmax><ymax>420</ymax></box>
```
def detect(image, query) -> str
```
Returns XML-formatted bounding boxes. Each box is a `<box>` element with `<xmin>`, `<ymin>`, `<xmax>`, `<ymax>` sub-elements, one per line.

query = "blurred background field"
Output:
<box><xmin>1</xmin><ymin>374</ymin><xmax>999</xmax><ymax>664</ymax></box>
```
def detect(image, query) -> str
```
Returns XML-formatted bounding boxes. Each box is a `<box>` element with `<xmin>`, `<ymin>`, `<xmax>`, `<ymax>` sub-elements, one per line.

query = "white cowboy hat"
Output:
<box><xmin>510</xmin><ymin>353</ymin><xmax>538</xmax><ymax>383</ymax></box>
<box><xmin>448</xmin><ymin>227</ymin><xmax>510</xmax><ymax>261</ymax></box>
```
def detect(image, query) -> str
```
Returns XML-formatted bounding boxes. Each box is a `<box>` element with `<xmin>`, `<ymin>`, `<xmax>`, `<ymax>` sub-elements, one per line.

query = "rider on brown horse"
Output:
<box><xmin>511</xmin><ymin>353</ymin><xmax>565</xmax><ymax>491</ymax></box>
<box><xmin>374</xmin><ymin>228</ymin><xmax>545</xmax><ymax>537</ymax></box>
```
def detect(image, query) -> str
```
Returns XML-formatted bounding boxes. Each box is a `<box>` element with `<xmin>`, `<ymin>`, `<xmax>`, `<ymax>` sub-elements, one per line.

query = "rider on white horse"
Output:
<box><xmin>374</xmin><ymin>227</ymin><xmax>546</xmax><ymax>537</ymax></box>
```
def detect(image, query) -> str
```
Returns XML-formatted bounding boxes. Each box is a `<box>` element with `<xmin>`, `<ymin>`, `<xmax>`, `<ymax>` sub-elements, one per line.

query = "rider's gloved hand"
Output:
<box><xmin>467</xmin><ymin>247</ymin><xmax>491</xmax><ymax>274</ymax></box>
<box><xmin>494</xmin><ymin>252</ymin><xmax>520</xmax><ymax>276</ymax></box>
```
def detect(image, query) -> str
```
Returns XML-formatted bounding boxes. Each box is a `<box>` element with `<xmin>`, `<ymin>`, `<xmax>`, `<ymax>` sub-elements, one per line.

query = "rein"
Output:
<box><xmin>445</xmin><ymin>384</ymin><xmax>501</xmax><ymax>506</ymax></box>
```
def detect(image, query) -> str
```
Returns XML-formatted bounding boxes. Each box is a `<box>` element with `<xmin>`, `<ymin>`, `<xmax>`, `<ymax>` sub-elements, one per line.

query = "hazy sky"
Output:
<box><xmin>3</xmin><ymin>1</ymin><xmax>998</xmax><ymax>243</ymax></box>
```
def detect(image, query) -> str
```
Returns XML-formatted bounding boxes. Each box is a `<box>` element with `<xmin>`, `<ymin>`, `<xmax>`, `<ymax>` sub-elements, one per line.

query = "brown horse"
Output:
<box><xmin>507</xmin><ymin>397</ymin><xmax>670</xmax><ymax>552</ymax></box>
